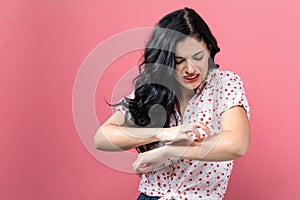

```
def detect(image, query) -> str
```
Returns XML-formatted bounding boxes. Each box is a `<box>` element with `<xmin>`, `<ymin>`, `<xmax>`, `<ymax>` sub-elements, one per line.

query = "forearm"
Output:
<box><xmin>94</xmin><ymin>124</ymin><xmax>162</xmax><ymax>151</ymax></box>
<box><xmin>164</xmin><ymin>130</ymin><xmax>249</xmax><ymax>162</ymax></box>
<box><xmin>133</xmin><ymin>107</ymin><xmax>250</xmax><ymax>173</ymax></box>
<box><xmin>95</xmin><ymin>111</ymin><xmax>198</xmax><ymax>152</ymax></box>
<box><xmin>164</xmin><ymin>107</ymin><xmax>250</xmax><ymax>161</ymax></box>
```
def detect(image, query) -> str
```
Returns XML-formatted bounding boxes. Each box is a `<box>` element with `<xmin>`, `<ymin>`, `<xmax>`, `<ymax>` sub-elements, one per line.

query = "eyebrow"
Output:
<box><xmin>175</xmin><ymin>50</ymin><xmax>204</xmax><ymax>58</ymax></box>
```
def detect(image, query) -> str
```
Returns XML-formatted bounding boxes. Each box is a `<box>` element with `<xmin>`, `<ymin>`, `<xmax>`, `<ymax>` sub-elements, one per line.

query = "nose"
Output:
<box><xmin>184</xmin><ymin>60</ymin><xmax>196</xmax><ymax>75</ymax></box>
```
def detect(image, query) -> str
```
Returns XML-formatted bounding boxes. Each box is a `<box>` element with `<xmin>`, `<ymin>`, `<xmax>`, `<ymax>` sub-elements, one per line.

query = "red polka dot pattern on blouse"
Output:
<box><xmin>115</xmin><ymin>68</ymin><xmax>250</xmax><ymax>200</ymax></box>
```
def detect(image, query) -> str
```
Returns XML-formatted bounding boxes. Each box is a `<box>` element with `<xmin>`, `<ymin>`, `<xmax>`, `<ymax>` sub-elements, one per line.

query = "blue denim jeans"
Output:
<box><xmin>137</xmin><ymin>193</ymin><xmax>161</xmax><ymax>200</ymax></box>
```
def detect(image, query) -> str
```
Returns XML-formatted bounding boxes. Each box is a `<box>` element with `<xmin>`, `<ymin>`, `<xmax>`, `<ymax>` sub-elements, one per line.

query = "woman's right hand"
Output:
<box><xmin>154</xmin><ymin>124</ymin><xmax>202</xmax><ymax>144</ymax></box>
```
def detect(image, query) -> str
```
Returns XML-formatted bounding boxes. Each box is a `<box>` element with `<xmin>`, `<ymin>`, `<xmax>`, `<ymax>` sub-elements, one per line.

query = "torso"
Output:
<box><xmin>137</xmin><ymin>68</ymin><xmax>250</xmax><ymax>200</ymax></box>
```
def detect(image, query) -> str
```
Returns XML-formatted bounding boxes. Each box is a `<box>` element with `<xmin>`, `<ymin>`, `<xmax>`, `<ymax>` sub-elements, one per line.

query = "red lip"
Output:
<box><xmin>184</xmin><ymin>74</ymin><xmax>200</xmax><ymax>83</ymax></box>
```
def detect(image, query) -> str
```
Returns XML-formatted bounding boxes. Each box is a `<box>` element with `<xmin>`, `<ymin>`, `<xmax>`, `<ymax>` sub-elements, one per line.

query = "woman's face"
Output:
<box><xmin>174</xmin><ymin>36</ymin><xmax>211</xmax><ymax>94</ymax></box>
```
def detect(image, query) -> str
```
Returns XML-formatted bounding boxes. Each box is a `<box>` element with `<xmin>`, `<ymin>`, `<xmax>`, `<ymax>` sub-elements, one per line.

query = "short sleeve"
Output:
<box><xmin>216</xmin><ymin>71</ymin><xmax>250</xmax><ymax>118</ymax></box>
<box><xmin>113</xmin><ymin>91</ymin><xmax>135</xmax><ymax>126</ymax></box>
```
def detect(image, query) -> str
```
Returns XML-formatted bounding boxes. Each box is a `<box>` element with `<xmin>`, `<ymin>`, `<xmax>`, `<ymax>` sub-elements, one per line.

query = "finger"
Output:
<box><xmin>137</xmin><ymin>163</ymin><xmax>152</xmax><ymax>173</ymax></box>
<box><xmin>179</xmin><ymin>124</ymin><xmax>198</xmax><ymax>132</ymax></box>
<box><xmin>134</xmin><ymin>150</ymin><xmax>159</xmax><ymax>171</ymax></box>
<box><xmin>132</xmin><ymin>157</ymin><xmax>144</xmax><ymax>173</ymax></box>
<box><xmin>174</xmin><ymin>134</ymin><xmax>193</xmax><ymax>143</ymax></box>
<box><xmin>181</xmin><ymin>125</ymin><xmax>201</xmax><ymax>142</ymax></box>
<box><xmin>194</xmin><ymin>128</ymin><xmax>201</xmax><ymax>141</ymax></box>
<box><xmin>133</xmin><ymin>163</ymin><xmax>145</xmax><ymax>174</ymax></box>
<box><xmin>132</xmin><ymin>162</ymin><xmax>139</xmax><ymax>173</ymax></box>
<box><xmin>198</xmin><ymin>123</ymin><xmax>212</xmax><ymax>137</ymax></box>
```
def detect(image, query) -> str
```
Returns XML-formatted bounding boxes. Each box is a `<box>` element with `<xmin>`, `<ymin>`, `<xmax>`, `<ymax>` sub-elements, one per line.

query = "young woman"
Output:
<box><xmin>94</xmin><ymin>7</ymin><xmax>250</xmax><ymax>200</ymax></box>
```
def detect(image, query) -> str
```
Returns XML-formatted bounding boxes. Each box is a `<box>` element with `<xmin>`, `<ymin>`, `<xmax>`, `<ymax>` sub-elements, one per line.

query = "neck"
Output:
<box><xmin>179</xmin><ymin>80</ymin><xmax>207</xmax><ymax>103</ymax></box>
<box><xmin>177</xmin><ymin>88</ymin><xmax>195</xmax><ymax>117</ymax></box>
<box><xmin>180</xmin><ymin>88</ymin><xmax>196</xmax><ymax>103</ymax></box>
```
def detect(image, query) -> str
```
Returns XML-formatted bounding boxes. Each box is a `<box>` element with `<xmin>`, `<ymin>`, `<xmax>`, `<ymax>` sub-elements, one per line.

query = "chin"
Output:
<box><xmin>183</xmin><ymin>83</ymin><xmax>200</xmax><ymax>91</ymax></box>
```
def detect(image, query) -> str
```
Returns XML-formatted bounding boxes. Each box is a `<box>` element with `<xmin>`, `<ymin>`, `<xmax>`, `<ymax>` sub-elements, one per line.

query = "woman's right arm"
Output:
<box><xmin>94</xmin><ymin>110</ymin><xmax>198</xmax><ymax>151</ymax></box>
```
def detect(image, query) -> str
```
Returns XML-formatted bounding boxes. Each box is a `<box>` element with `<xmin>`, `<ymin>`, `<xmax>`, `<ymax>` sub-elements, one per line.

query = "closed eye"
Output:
<box><xmin>193</xmin><ymin>56</ymin><xmax>203</xmax><ymax>61</ymax></box>
<box><xmin>175</xmin><ymin>58</ymin><xmax>185</xmax><ymax>65</ymax></box>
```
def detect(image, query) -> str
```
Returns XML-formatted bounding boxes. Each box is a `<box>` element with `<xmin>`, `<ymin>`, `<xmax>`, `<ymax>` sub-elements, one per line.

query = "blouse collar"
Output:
<box><xmin>195</xmin><ymin>68</ymin><xmax>219</xmax><ymax>94</ymax></box>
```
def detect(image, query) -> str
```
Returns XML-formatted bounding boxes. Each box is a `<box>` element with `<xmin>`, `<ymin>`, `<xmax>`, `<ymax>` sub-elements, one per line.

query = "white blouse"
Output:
<box><xmin>116</xmin><ymin>68</ymin><xmax>250</xmax><ymax>200</ymax></box>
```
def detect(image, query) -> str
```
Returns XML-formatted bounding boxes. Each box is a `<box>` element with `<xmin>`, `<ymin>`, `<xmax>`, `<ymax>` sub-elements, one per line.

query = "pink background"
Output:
<box><xmin>1</xmin><ymin>0</ymin><xmax>300</xmax><ymax>199</ymax></box>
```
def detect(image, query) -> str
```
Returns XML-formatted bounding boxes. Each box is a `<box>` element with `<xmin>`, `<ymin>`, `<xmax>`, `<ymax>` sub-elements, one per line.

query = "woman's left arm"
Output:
<box><xmin>133</xmin><ymin>105</ymin><xmax>250</xmax><ymax>173</ymax></box>
<box><xmin>165</xmin><ymin>105</ymin><xmax>250</xmax><ymax>161</ymax></box>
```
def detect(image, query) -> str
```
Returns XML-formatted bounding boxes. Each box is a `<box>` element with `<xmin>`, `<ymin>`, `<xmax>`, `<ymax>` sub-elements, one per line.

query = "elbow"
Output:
<box><xmin>235</xmin><ymin>144</ymin><xmax>249</xmax><ymax>158</ymax></box>
<box><xmin>94</xmin><ymin>126</ymin><xmax>123</xmax><ymax>151</ymax></box>
<box><xmin>94</xmin><ymin>134</ymin><xmax>104</xmax><ymax>151</ymax></box>
<box><xmin>232</xmin><ymin>139</ymin><xmax>250</xmax><ymax>158</ymax></box>
<box><xmin>94</xmin><ymin>127</ymin><xmax>110</xmax><ymax>151</ymax></box>
<box><xmin>94</xmin><ymin>138</ymin><xmax>104</xmax><ymax>151</ymax></box>
<box><xmin>94</xmin><ymin>136</ymin><xmax>112</xmax><ymax>151</ymax></box>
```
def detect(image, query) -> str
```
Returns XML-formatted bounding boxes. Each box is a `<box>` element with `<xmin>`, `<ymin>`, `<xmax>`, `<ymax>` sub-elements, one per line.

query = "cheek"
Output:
<box><xmin>196</xmin><ymin>61</ymin><xmax>208</xmax><ymax>72</ymax></box>
<box><xmin>175</xmin><ymin>65</ymin><xmax>184</xmax><ymax>76</ymax></box>
<box><xmin>197</xmin><ymin>60</ymin><xmax>209</xmax><ymax>78</ymax></box>
<box><xmin>174</xmin><ymin>70</ymin><xmax>181</xmax><ymax>82</ymax></box>
<box><xmin>199</xmin><ymin>57</ymin><xmax>209</xmax><ymax>70</ymax></box>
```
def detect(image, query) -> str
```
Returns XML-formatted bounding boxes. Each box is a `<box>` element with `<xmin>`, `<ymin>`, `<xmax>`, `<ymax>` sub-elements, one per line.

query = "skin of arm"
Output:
<box><xmin>94</xmin><ymin>110</ymin><xmax>160</xmax><ymax>151</ymax></box>
<box><xmin>165</xmin><ymin>106</ymin><xmax>250</xmax><ymax>161</ymax></box>
<box><xmin>94</xmin><ymin>110</ymin><xmax>196</xmax><ymax>151</ymax></box>
<box><xmin>132</xmin><ymin>106</ymin><xmax>250</xmax><ymax>173</ymax></box>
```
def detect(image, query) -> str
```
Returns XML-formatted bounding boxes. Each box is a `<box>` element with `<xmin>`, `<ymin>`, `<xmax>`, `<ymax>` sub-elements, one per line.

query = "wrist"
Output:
<box><xmin>149</xmin><ymin>127</ymin><xmax>162</xmax><ymax>141</ymax></box>
<box><xmin>154</xmin><ymin>127</ymin><xmax>172</xmax><ymax>142</ymax></box>
<box><xmin>161</xmin><ymin>144</ymin><xmax>169</xmax><ymax>157</ymax></box>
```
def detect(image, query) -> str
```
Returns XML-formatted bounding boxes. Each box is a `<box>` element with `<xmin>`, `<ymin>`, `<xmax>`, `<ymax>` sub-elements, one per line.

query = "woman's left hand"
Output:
<box><xmin>133</xmin><ymin>146</ymin><xmax>168</xmax><ymax>174</ymax></box>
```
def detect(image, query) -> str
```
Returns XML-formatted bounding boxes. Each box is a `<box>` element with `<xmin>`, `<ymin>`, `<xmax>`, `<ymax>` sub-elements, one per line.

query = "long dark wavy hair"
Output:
<box><xmin>114</xmin><ymin>7</ymin><xmax>220</xmax><ymax>152</ymax></box>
